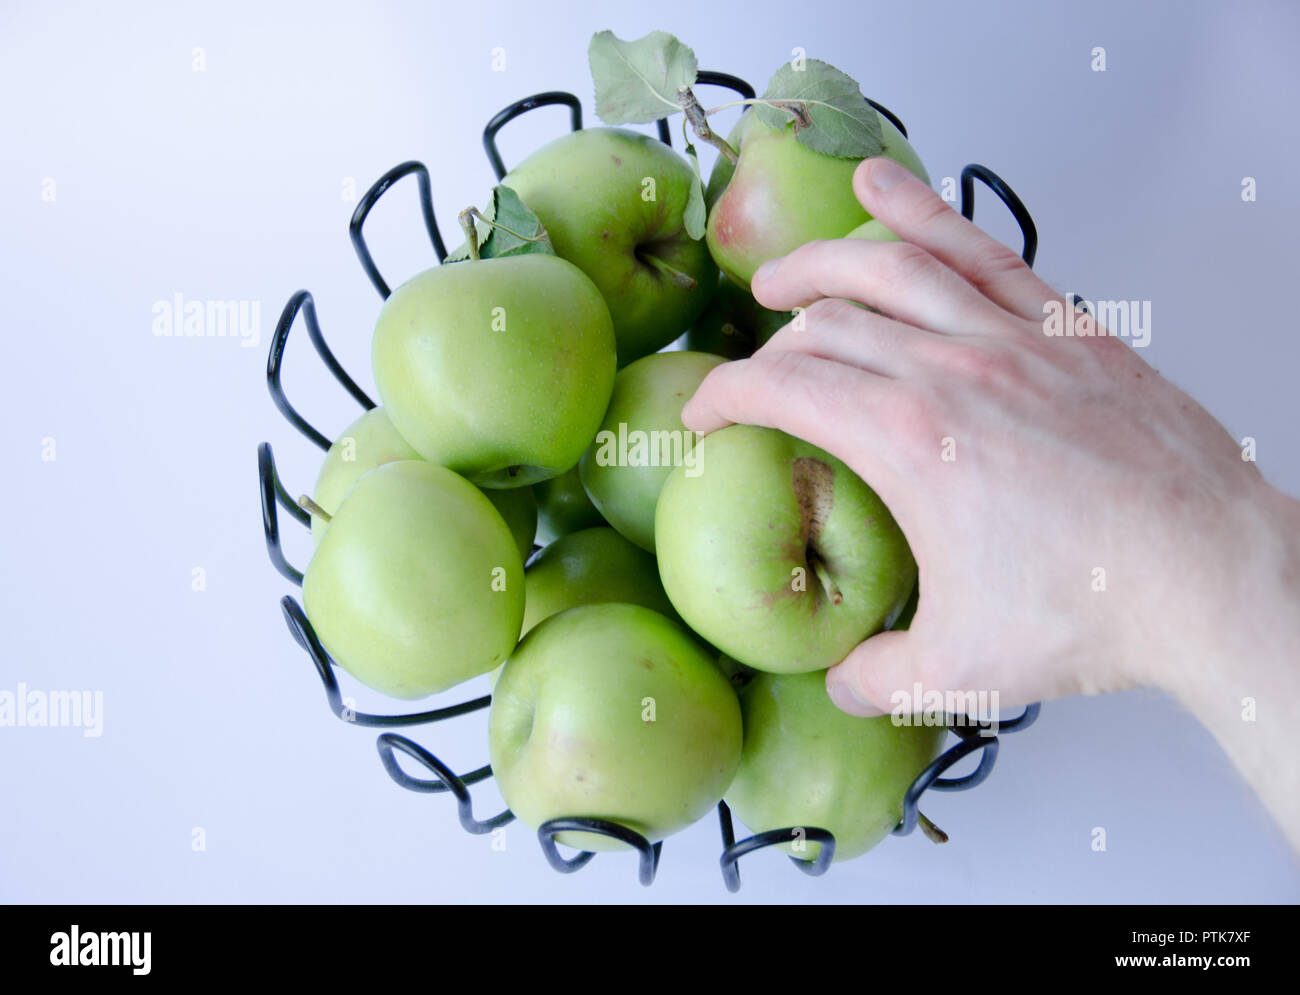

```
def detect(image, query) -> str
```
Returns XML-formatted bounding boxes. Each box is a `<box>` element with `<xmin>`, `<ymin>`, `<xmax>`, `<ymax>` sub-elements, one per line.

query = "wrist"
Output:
<box><xmin>1160</xmin><ymin>477</ymin><xmax>1300</xmax><ymax>719</ymax></box>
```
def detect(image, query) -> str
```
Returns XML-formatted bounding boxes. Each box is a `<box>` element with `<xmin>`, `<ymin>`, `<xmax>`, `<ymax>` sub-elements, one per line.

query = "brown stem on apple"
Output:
<box><xmin>638</xmin><ymin>250</ymin><xmax>698</xmax><ymax>290</ymax></box>
<box><xmin>458</xmin><ymin>208</ymin><xmax>481</xmax><ymax>261</ymax></box>
<box><xmin>677</xmin><ymin>84</ymin><xmax>738</xmax><ymax>165</ymax></box>
<box><xmin>297</xmin><ymin>495</ymin><xmax>333</xmax><ymax>522</ymax></box>
<box><xmin>808</xmin><ymin>551</ymin><xmax>843</xmax><ymax>606</ymax></box>
<box><xmin>917</xmin><ymin>811</ymin><xmax>949</xmax><ymax>844</ymax></box>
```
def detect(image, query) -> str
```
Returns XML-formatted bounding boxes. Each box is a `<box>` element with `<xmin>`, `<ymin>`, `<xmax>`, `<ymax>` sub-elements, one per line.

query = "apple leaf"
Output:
<box><xmin>589</xmin><ymin>29</ymin><xmax>697</xmax><ymax>125</ymax></box>
<box><xmin>753</xmin><ymin>60</ymin><xmax>883</xmax><ymax>159</ymax></box>
<box><xmin>681</xmin><ymin>138</ymin><xmax>706</xmax><ymax>240</ymax></box>
<box><xmin>445</xmin><ymin>185</ymin><xmax>554</xmax><ymax>263</ymax></box>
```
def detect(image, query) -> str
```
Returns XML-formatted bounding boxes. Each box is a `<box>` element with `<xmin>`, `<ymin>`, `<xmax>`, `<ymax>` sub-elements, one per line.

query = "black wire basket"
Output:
<box><xmin>257</xmin><ymin>72</ymin><xmax>1042</xmax><ymax>892</ymax></box>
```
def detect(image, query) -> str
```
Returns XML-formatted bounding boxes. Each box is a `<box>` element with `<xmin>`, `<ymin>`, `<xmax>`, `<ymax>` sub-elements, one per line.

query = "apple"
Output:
<box><xmin>371</xmin><ymin>253</ymin><xmax>616</xmax><ymax>488</ymax></box>
<box><xmin>655</xmin><ymin>424</ymin><xmax>915</xmax><ymax>673</ymax></box>
<box><xmin>489</xmin><ymin>602</ymin><xmax>742</xmax><ymax>851</ymax></box>
<box><xmin>682</xmin><ymin>273</ymin><xmax>791</xmax><ymax>359</ymax></box>
<box><xmin>579</xmin><ymin>350</ymin><xmax>724</xmax><ymax>552</ymax></box>
<box><xmin>705</xmin><ymin>109</ymin><xmax>929</xmax><ymax>289</ymax></box>
<box><xmin>725</xmin><ymin>669</ymin><xmax>947</xmax><ymax>862</ymax></box>
<box><xmin>487</xmin><ymin>524</ymin><xmax>679</xmax><ymax>688</ymax></box>
<box><xmin>302</xmin><ymin>460</ymin><xmax>524</xmax><ymax>699</ymax></box>
<box><xmin>309</xmin><ymin>407</ymin><xmax>536</xmax><ymax>558</ymax></box>
<box><xmin>309</xmin><ymin>407</ymin><xmax>419</xmax><ymax>545</ymax></box>
<box><xmin>846</xmin><ymin>217</ymin><xmax>901</xmax><ymax>242</ymax></box>
<box><xmin>520</xmin><ymin>527</ymin><xmax>677</xmax><ymax>635</ymax></box>
<box><xmin>502</xmin><ymin>127</ymin><xmax>717</xmax><ymax>364</ymax></box>
<box><xmin>532</xmin><ymin>466</ymin><xmax>606</xmax><ymax>544</ymax></box>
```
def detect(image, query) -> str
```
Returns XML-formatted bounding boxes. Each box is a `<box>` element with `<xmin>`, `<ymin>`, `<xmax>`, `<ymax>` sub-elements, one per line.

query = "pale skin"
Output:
<box><xmin>682</xmin><ymin>156</ymin><xmax>1300</xmax><ymax>852</ymax></box>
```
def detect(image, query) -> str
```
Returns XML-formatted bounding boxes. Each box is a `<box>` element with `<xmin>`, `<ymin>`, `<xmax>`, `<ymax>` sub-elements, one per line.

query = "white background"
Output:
<box><xmin>2</xmin><ymin>0</ymin><xmax>1298</xmax><ymax>902</ymax></box>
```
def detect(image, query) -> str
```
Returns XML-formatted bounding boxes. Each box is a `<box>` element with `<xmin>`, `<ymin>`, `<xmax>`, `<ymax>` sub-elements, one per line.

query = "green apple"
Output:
<box><xmin>309</xmin><ymin>407</ymin><xmax>420</xmax><ymax>545</ymax></box>
<box><xmin>309</xmin><ymin>407</ymin><xmax>536</xmax><ymax>557</ymax></box>
<box><xmin>302</xmin><ymin>461</ymin><xmax>524</xmax><ymax>699</ymax></box>
<box><xmin>846</xmin><ymin>217</ymin><xmax>901</xmax><ymax>242</ymax></box>
<box><xmin>502</xmin><ymin>127</ymin><xmax>716</xmax><ymax>364</ymax></box>
<box><xmin>483</xmin><ymin>487</ymin><xmax>539</xmax><ymax>562</ymax></box>
<box><xmin>487</xmin><ymin>525</ymin><xmax>679</xmax><ymax>689</ymax></box>
<box><xmin>705</xmin><ymin>109</ymin><xmax>928</xmax><ymax>289</ymax></box>
<box><xmin>726</xmin><ymin>670</ymin><xmax>947</xmax><ymax>862</ymax></box>
<box><xmin>683</xmin><ymin>273</ymin><xmax>791</xmax><ymax>359</ymax></box>
<box><xmin>372</xmin><ymin>253</ymin><xmax>616</xmax><ymax>488</ymax></box>
<box><xmin>579</xmin><ymin>351</ymin><xmax>724</xmax><ymax>552</ymax></box>
<box><xmin>655</xmin><ymin>424</ymin><xmax>915</xmax><ymax>673</ymax></box>
<box><xmin>489</xmin><ymin>602</ymin><xmax>742</xmax><ymax>851</ymax></box>
<box><xmin>533</xmin><ymin>466</ymin><xmax>606</xmax><ymax>544</ymax></box>
<box><xmin>520</xmin><ymin>527</ymin><xmax>677</xmax><ymax>635</ymax></box>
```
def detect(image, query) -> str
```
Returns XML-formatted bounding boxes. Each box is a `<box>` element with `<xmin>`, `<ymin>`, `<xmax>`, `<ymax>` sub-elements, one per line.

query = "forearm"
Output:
<box><xmin>1163</xmin><ymin>481</ymin><xmax>1300</xmax><ymax>851</ymax></box>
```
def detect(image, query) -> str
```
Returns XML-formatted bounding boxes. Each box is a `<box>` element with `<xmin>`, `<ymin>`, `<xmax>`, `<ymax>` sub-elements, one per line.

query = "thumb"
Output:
<box><xmin>825</xmin><ymin>629</ymin><xmax>920</xmax><ymax>717</ymax></box>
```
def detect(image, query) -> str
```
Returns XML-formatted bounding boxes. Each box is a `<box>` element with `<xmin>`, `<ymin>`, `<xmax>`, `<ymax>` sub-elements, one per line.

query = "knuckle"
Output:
<box><xmin>802</xmin><ymin>296</ymin><xmax>862</xmax><ymax>330</ymax></box>
<box><xmin>968</xmin><ymin>243</ymin><xmax>1028</xmax><ymax>287</ymax></box>
<box><xmin>887</xmin><ymin>391</ymin><xmax>941</xmax><ymax>455</ymax></box>
<box><xmin>903</xmin><ymin>189</ymin><xmax>954</xmax><ymax>230</ymax></box>
<box><xmin>877</xmin><ymin>242</ymin><xmax>938</xmax><ymax>292</ymax></box>
<box><xmin>940</xmin><ymin>342</ymin><xmax>1019</xmax><ymax>389</ymax></box>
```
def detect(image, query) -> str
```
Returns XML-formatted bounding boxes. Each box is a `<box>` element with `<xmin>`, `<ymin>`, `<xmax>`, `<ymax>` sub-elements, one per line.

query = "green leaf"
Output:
<box><xmin>681</xmin><ymin>136</ymin><xmax>706</xmax><ymax>241</ymax></box>
<box><xmin>753</xmin><ymin>59</ymin><xmax>883</xmax><ymax>159</ymax></box>
<box><xmin>445</xmin><ymin>186</ymin><xmax>555</xmax><ymax>262</ymax></box>
<box><xmin>589</xmin><ymin>29</ymin><xmax>697</xmax><ymax>125</ymax></box>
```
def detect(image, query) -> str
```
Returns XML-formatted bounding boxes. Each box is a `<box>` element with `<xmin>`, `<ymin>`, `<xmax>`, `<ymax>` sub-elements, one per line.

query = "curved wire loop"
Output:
<box><xmin>279</xmin><ymin>596</ymin><xmax>491</xmax><ymax>727</ymax></box>
<box><xmin>266</xmin><ymin>292</ymin><xmax>329</xmax><ymax>451</ymax></box>
<box><xmin>258</xmin><ymin>442</ymin><xmax>306</xmax><ymax>584</ymax></box>
<box><xmin>375</xmin><ymin>733</ymin><xmax>512</xmax><ymax>834</ymax></box>
<box><xmin>537</xmin><ymin>818</ymin><xmax>664</xmax><ymax>887</ymax></box>
<box><xmin>960</xmin><ymin>163</ymin><xmax>1038</xmax><ymax>267</ymax></box>
<box><xmin>717</xmin><ymin>801</ymin><xmax>835</xmax><ymax>893</ymax></box>
<box><xmin>483</xmin><ymin>91</ymin><xmax>584</xmax><ymax>180</ymax></box>
<box><xmin>349</xmin><ymin>161</ymin><xmax>447</xmax><ymax>299</ymax></box>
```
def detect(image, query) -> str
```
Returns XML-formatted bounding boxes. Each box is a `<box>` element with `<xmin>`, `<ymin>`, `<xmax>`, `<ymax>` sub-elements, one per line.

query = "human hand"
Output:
<box><xmin>682</xmin><ymin>156</ymin><xmax>1282</xmax><ymax>719</ymax></box>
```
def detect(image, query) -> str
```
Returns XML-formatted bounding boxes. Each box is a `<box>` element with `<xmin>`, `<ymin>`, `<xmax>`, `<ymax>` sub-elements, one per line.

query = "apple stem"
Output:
<box><xmin>639</xmin><ymin>251</ymin><xmax>698</xmax><ymax>290</ymax></box>
<box><xmin>457</xmin><ymin>208</ymin><xmax>481</xmax><ymax>261</ymax></box>
<box><xmin>917</xmin><ymin>811</ymin><xmax>949</xmax><ymax>844</ymax></box>
<box><xmin>297</xmin><ymin>495</ymin><xmax>332</xmax><ymax>522</ymax></box>
<box><xmin>676</xmin><ymin>85</ymin><xmax>738</xmax><ymax>165</ymax></box>
<box><xmin>808</xmin><ymin>551</ymin><xmax>843</xmax><ymax>606</ymax></box>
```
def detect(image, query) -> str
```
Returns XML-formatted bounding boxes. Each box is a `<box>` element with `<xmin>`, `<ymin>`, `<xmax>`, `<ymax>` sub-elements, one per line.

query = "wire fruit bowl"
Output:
<box><xmin>257</xmin><ymin>71</ymin><xmax>1042</xmax><ymax>891</ymax></box>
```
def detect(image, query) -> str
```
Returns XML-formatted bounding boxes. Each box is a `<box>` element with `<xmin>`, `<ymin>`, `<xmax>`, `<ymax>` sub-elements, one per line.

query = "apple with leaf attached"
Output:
<box><xmin>585</xmin><ymin>31</ymin><xmax>928</xmax><ymax>291</ymax></box>
<box><xmin>372</xmin><ymin>187</ymin><xmax>616</xmax><ymax>488</ymax></box>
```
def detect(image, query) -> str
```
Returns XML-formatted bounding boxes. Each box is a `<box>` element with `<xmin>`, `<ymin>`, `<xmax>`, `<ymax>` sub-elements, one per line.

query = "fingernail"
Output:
<box><xmin>868</xmin><ymin>157</ymin><xmax>909</xmax><ymax>191</ymax></box>
<box><xmin>826</xmin><ymin>674</ymin><xmax>881</xmax><ymax>717</ymax></box>
<box><xmin>753</xmin><ymin>257</ymin><xmax>784</xmax><ymax>283</ymax></box>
